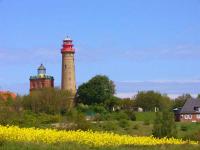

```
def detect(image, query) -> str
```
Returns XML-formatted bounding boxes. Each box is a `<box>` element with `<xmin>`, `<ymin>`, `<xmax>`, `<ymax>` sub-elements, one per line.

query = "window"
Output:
<box><xmin>194</xmin><ymin>107</ymin><xmax>200</xmax><ymax>112</ymax></box>
<box><xmin>64</xmin><ymin>64</ymin><xmax>67</xmax><ymax>69</ymax></box>
<box><xmin>197</xmin><ymin>114</ymin><xmax>200</xmax><ymax>119</ymax></box>
<box><xmin>184</xmin><ymin>114</ymin><xmax>192</xmax><ymax>120</ymax></box>
<box><xmin>184</xmin><ymin>115</ymin><xmax>188</xmax><ymax>119</ymax></box>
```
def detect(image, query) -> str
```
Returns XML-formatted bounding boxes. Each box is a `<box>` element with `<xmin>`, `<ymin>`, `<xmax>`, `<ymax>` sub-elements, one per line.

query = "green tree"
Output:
<box><xmin>152</xmin><ymin>112</ymin><xmax>162</xmax><ymax>137</ymax></box>
<box><xmin>172</xmin><ymin>94</ymin><xmax>192</xmax><ymax>109</ymax></box>
<box><xmin>5</xmin><ymin>96</ymin><xmax>14</xmax><ymax>106</ymax></box>
<box><xmin>152</xmin><ymin>110</ymin><xmax>177</xmax><ymax>138</ymax></box>
<box><xmin>134</xmin><ymin>91</ymin><xmax>171</xmax><ymax>111</ymax></box>
<box><xmin>22</xmin><ymin>88</ymin><xmax>71</xmax><ymax>114</ymax></box>
<box><xmin>119</xmin><ymin>98</ymin><xmax>135</xmax><ymax>110</ymax></box>
<box><xmin>76</xmin><ymin>75</ymin><xmax>115</xmax><ymax>105</ymax></box>
<box><xmin>105</xmin><ymin>96</ymin><xmax>120</xmax><ymax>111</ymax></box>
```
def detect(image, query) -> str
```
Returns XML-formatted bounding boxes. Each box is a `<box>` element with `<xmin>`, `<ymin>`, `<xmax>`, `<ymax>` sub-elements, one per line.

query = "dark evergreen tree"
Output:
<box><xmin>161</xmin><ymin>110</ymin><xmax>177</xmax><ymax>138</ymax></box>
<box><xmin>152</xmin><ymin>112</ymin><xmax>162</xmax><ymax>138</ymax></box>
<box><xmin>152</xmin><ymin>110</ymin><xmax>177</xmax><ymax>138</ymax></box>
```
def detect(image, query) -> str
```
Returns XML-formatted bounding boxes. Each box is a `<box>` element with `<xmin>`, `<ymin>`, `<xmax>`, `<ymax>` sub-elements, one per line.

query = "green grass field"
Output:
<box><xmin>135</xmin><ymin>112</ymin><xmax>156</xmax><ymax>122</ymax></box>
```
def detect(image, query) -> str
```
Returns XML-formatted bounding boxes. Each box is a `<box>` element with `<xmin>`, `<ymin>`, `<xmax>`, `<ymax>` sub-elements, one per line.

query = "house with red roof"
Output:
<box><xmin>0</xmin><ymin>91</ymin><xmax>17</xmax><ymax>100</ymax></box>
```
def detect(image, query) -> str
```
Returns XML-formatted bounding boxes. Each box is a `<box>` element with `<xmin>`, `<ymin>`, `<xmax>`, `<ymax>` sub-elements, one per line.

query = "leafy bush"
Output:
<box><xmin>152</xmin><ymin>111</ymin><xmax>177</xmax><ymax>138</ymax></box>
<box><xmin>66</xmin><ymin>109</ymin><xmax>91</xmax><ymax>130</ymax></box>
<box><xmin>76</xmin><ymin>103</ymin><xmax>89</xmax><ymax>113</ymax></box>
<box><xmin>77</xmin><ymin>104</ymin><xmax>108</xmax><ymax>116</ymax></box>
<box><xmin>113</xmin><ymin>111</ymin><xmax>129</xmax><ymax>120</ymax></box>
<box><xmin>22</xmin><ymin>88</ymin><xmax>71</xmax><ymax>114</ymax></box>
<box><xmin>93</xmin><ymin>113</ymin><xmax>102</xmax><ymax>121</ymax></box>
<box><xmin>105</xmin><ymin>96</ymin><xmax>120</xmax><ymax>111</ymax></box>
<box><xmin>133</xmin><ymin>124</ymin><xmax>139</xmax><ymax>130</ymax></box>
<box><xmin>180</xmin><ymin>125</ymin><xmax>188</xmax><ymax>131</ymax></box>
<box><xmin>0</xmin><ymin>107</ymin><xmax>62</xmax><ymax>128</ymax></box>
<box><xmin>102</xmin><ymin>121</ymin><xmax>119</xmax><ymax>131</ymax></box>
<box><xmin>118</xmin><ymin>119</ymin><xmax>130</xmax><ymax>128</ymax></box>
<box><xmin>143</xmin><ymin>120</ymin><xmax>150</xmax><ymax>126</ymax></box>
<box><xmin>124</xmin><ymin>110</ymin><xmax>136</xmax><ymax>121</ymax></box>
<box><xmin>92</xmin><ymin>105</ymin><xmax>107</xmax><ymax>114</ymax></box>
<box><xmin>98</xmin><ymin>111</ymin><xmax>129</xmax><ymax>121</ymax></box>
<box><xmin>183</xmin><ymin>130</ymin><xmax>200</xmax><ymax>142</ymax></box>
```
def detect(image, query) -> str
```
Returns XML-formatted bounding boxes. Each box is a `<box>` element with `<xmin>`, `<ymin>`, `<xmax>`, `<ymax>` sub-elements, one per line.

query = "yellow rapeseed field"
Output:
<box><xmin>0</xmin><ymin>125</ymin><xmax>198</xmax><ymax>147</ymax></box>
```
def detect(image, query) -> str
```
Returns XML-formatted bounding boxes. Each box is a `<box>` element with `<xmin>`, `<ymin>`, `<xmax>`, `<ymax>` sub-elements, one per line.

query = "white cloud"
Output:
<box><xmin>1</xmin><ymin>43</ymin><xmax>200</xmax><ymax>65</ymax></box>
<box><xmin>115</xmin><ymin>80</ymin><xmax>200</xmax><ymax>99</ymax></box>
<box><xmin>118</xmin><ymin>79</ymin><xmax>200</xmax><ymax>84</ymax></box>
<box><xmin>0</xmin><ymin>48</ymin><xmax>59</xmax><ymax>65</ymax></box>
<box><xmin>115</xmin><ymin>92</ymin><xmax>198</xmax><ymax>99</ymax></box>
<box><xmin>121</xmin><ymin>44</ymin><xmax>200</xmax><ymax>61</ymax></box>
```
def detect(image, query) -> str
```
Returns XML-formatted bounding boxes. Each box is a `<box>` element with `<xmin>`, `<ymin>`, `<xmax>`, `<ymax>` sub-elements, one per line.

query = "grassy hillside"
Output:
<box><xmin>135</xmin><ymin>112</ymin><xmax>156</xmax><ymax>122</ymax></box>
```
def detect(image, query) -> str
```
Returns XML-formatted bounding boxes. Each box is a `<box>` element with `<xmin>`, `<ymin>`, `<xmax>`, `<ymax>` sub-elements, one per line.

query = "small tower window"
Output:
<box><xmin>64</xmin><ymin>64</ymin><xmax>67</xmax><ymax>69</ymax></box>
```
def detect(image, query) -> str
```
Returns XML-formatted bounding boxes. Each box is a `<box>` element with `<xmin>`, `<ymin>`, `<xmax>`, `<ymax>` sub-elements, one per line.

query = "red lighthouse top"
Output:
<box><xmin>61</xmin><ymin>36</ymin><xmax>75</xmax><ymax>53</ymax></box>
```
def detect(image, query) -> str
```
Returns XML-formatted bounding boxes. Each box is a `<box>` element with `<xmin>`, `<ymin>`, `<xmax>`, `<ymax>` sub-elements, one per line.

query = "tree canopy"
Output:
<box><xmin>134</xmin><ymin>91</ymin><xmax>171</xmax><ymax>111</ymax></box>
<box><xmin>172</xmin><ymin>94</ymin><xmax>192</xmax><ymax>109</ymax></box>
<box><xmin>76</xmin><ymin>75</ymin><xmax>115</xmax><ymax>105</ymax></box>
<box><xmin>22</xmin><ymin>88</ymin><xmax>71</xmax><ymax>114</ymax></box>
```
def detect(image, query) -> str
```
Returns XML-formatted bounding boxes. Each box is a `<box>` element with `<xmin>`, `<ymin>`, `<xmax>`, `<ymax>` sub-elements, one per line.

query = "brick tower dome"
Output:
<box><xmin>30</xmin><ymin>64</ymin><xmax>54</xmax><ymax>91</ymax></box>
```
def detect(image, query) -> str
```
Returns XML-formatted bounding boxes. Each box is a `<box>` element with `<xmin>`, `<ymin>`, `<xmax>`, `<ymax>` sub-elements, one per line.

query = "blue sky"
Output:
<box><xmin>0</xmin><ymin>0</ymin><xmax>200</xmax><ymax>97</ymax></box>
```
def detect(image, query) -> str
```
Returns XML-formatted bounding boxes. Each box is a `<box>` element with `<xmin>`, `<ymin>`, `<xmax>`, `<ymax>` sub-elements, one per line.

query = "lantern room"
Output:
<box><xmin>38</xmin><ymin>64</ymin><xmax>46</xmax><ymax>77</ymax></box>
<box><xmin>61</xmin><ymin>36</ymin><xmax>75</xmax><ymax>53</ymax></box>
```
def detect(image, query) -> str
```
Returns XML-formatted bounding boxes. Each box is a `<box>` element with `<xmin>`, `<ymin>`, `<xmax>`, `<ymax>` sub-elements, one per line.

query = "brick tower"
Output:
<box><xmin>61</xmin><ymin>36</ymin><xmax>76</xmax><ymax>95</ymax></box>
<box><xmin>30</xmin><ymin>64</ymin><xmax>54</xmax><ymax>91</ymax></box>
